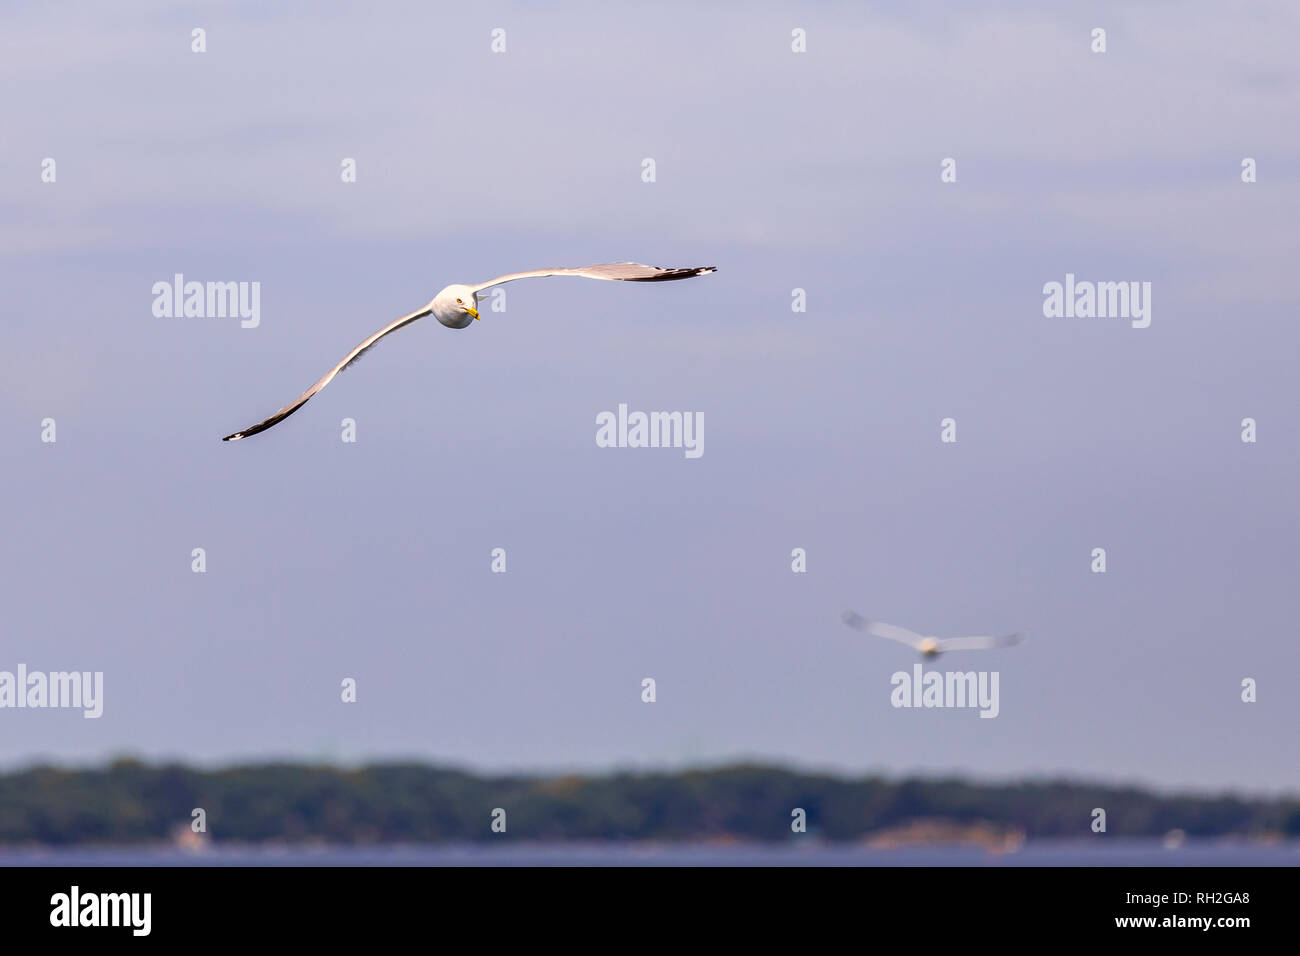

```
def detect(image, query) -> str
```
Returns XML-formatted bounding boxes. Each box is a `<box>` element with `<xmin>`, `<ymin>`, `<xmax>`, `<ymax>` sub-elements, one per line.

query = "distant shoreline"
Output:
<box><xmin>3</xmin><ymin>759</ymin><xmax>1297</xmax><ymax>846</ymax></box>
<box><xmin>3</xmin><ymin>839</ymin><xmax>1298</xmax><ymax>868</ymax></box>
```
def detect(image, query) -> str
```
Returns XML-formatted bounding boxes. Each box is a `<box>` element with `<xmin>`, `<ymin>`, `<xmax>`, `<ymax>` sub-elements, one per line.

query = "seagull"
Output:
<box><xmin>841</xmin><ymin>611</ymin><xmax>1026</xmax><ymax>658</ymax></box>
<box><xmin>222</xmin><ymin>261</ymin><xmax>716</xmax><ymax>441</ymax></box>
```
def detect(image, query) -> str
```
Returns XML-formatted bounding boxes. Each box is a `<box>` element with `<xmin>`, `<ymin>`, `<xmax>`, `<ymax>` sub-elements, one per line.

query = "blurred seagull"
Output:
<box><xmin>222</xmin><ymin>261</ymin><xmax>716</xmax><ymax>441</ymax></box>
<box><xmin>841</xmin><ymin>611</ymin><xmax>1026</xmax><ymax>658</ymax></box>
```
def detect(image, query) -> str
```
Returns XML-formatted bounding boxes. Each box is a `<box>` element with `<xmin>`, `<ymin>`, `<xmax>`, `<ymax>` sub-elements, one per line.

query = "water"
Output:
<box><xmin>2</xmin><ymin>841</ymin><xmax>1296</xmax><ymax>866</ymax></box>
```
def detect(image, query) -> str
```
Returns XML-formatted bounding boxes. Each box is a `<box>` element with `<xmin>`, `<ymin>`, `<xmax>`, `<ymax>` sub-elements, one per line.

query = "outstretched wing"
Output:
<box><xmin>937</xmin><ymin>633</ymin><xmax>1027</xmax><ymax>652</ymax></box>
<box><xmin>469</xmin><ymin>261</ymin><xmax>716</xmax><ymax>293</ymax></box>
<box><xmin>841</xmin><ymin>612</ymin><xmax>927</xmax><ymax>650</ymax></box>
<box><xmin>222</xmin><ymin>306</ymin><xmax>432</xmax><ymax>441</ymax></box>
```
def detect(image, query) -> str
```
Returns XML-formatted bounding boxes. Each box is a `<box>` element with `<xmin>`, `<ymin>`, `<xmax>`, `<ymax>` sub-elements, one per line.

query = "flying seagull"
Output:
<box><xmin>222</xmin><ymin>261</ymin><xmax>716</xmax><ymax>441</ymax></box>
<box><xmin>841</xmin><ymin>611</ymin><xmax>1026</xmax><ymax>658</ymax></box>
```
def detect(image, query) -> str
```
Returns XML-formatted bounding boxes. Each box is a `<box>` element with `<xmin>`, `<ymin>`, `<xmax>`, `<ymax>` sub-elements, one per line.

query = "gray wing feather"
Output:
<box><xmin>222</xmin><ymin>306</ymin><xmax>432</xmax><ymax>441</ymax></box>
<box><xmin>469</xmin><ymin>261</ymin><xmax>716</xmax><ymax>293</ymax></box>
<box><xmin>937</xmin><ymin>633</ymin><xmax>1027</xmax><ymax>651</ymax></box>
<box><xmin>841</xmin><ymin>612</ymin><xmax>927</xmax><ymax>649</ymax></box>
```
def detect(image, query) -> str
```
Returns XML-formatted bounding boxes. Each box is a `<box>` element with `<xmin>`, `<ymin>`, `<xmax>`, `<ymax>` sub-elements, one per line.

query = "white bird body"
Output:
<box><xmin>841</xmin><ymin>612</ymin><xmax>1025</xmax><ymax>658</ymax></box>
<box><xmin>429</xmin><ymin>284</ymin><xmax>480</xmax><ymax>329</ymax></box>
<box><xmin>222</xmin><ymin>261</ymin><xmax>715</xmax><ymax>440</ymax></box>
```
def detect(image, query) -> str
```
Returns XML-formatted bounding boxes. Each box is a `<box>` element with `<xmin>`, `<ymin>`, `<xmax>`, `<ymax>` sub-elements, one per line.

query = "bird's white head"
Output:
<box><xmin>918</xmin><ymin>638</ymin><xmax>941</xmax><ymax>658</ymax></box>
<box><xmin>429</xmin><ymin>284</ymin><xmax>480</xmax><ymax>329</ymax></box>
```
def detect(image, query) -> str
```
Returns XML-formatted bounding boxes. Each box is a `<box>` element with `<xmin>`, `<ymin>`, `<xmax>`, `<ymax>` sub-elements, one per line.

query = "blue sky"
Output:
<box><xmin>2</xmin><ymin>1</ymin><xmax>1298</xmax><ymax>793</ymax></box>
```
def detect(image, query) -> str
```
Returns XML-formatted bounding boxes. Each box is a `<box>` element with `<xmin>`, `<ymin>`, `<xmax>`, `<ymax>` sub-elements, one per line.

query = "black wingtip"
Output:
<box><xmin>627</xmin><ymin>265</ymin><xmax>718</xmax><ymax>282</ymax></box>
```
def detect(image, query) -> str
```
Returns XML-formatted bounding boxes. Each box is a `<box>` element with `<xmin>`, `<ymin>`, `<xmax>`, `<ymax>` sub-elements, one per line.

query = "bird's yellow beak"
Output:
<box><xmin>467</xmin><ymin>306</ymin><xmax>480</xmax><ymax>320</ymax></box>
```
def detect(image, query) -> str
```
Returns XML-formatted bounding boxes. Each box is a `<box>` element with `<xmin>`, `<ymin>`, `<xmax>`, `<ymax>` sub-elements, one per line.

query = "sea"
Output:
<box><xmin>1</xmin><ymin>840</ymin><xmax>1296</xmax><ymax>866</ymax></box>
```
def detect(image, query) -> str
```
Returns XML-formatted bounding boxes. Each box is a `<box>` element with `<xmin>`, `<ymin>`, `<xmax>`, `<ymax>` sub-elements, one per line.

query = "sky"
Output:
<box><xmin>2</xmin><ymin>1</ymin><xmax>1298</xmax><ymax>794</ymax></box>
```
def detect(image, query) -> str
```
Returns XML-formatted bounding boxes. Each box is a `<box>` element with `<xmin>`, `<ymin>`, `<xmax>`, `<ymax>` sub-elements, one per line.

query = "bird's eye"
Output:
<box><xmin>456</xmin><ymin>298</ymin><xmax>463</xmax><ymax>304</ymax></box>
